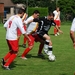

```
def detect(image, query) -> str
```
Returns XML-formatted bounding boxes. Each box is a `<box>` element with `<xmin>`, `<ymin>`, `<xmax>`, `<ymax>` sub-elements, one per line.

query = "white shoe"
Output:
<box><xmin>20</xmin><ymin>57</ymin><xmax>27</xmax><ymax>60</ymax></box>
<box><xmin>55</xmin><ymin>34</ymin><xmax>57</xmax><ymax>36</ymax></box>
<box><xmin>57</xmin><ymin>32</ymin><xmax>60</xmax><ymax>35</ymax></box>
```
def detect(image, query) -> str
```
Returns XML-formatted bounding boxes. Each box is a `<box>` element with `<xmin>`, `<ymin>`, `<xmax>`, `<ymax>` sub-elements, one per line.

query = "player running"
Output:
<box><xmin>32</xmin><ymin>12</ymin><xmax>63</xmax><ymax>59</ymax></box>
<box><xmin>20</xmin><ymin>10</ymin><xmax>41</xmax><ymax>59</ymax></box>
<box><xmin>1</xmin><ymin>7</ymin><xmax>30</xmax><ymax>70</ymax></box>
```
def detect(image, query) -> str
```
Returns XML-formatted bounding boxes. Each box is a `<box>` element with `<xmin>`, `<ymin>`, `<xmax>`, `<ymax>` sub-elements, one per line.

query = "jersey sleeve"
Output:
<box><xmin>70</xmin><ymin>18</ymin><xmax>75</xmax><ymax>31</ymax></box>
<box><xmin>4</xmin><ymin>19</ymin><xmax>9</xmax><ymax>28</ymax></box>
<box><xmin>16</xmin><ymin>18</ymin><xmax>26</xmax><ymax>34</ymax></box>
<box><xmin>51</xmin><ymin>20</ymin><xmax>56</xmax><ymax>26</ymax></box>
<box><xmin>24</xmin><ymin>16</ymin><xmax>33</xmax><ymax>25</ymax></box>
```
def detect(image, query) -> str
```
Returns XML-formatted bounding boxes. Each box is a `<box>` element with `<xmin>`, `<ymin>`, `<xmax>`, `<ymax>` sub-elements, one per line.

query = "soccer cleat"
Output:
<box><xmin>57</xmin><ymin>32</ymin><xmax>60</xmax><ymax>35</ymax></box>
<box><xmin>20</xmin><ymin>57</ymin><xmax>27</xmax><ymax>60</ymax></box>
<box><xmin>3</xmin><ymin>65</ymin><xmax>10</xmax><ymax>70</ymax></box>
<box><xmin>38</xmin><ymin>53</ymin><xmax>44</xmax><ymax>57</ymax></box>
<box><xmin>22</xmin><ymin>44</ymin><xmax>26</xmax><ymax>48</ymax></box>
<box><xmin>1</xmin><ymin>58</ymin><xmax>6</xmax><ymax>66</ymax></box>
<box><xmin>55</xmin><ymin>34</ymin><xmax>57</xmax><ymax>36</ymax></box>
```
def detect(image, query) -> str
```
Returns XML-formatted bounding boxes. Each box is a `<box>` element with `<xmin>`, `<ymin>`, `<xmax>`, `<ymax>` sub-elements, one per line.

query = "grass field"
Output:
<box><xmin>0</xmin><ymin>21</ymin><xmax>75</xmax><ymax>75</ymax></box>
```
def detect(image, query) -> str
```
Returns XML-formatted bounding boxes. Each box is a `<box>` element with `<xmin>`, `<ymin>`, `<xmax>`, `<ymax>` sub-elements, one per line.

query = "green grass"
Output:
<box><xmin>0</xmin><ymin>21</ymin><xmax>75</xmax><ymax>75</ymax></box>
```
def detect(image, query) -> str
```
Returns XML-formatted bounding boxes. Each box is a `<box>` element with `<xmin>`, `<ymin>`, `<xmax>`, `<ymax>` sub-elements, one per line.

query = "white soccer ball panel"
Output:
<box><xmin>48</xmin><ymin>54</ymin><xmax>55</xmax><ymax>61</ymax></box>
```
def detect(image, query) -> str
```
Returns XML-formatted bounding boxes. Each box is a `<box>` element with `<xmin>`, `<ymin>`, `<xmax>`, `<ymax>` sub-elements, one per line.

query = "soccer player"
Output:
<box><xmin>20</xmin><ymin>10</ymin><xmax>43</xmax><ymax>59</ymax></box>
<box><xmin>17</xmin><ymin>13</ymin><xmax>28</xmax><ymax>48</ymax></box>
<box><xmin>33</xmin><ymin>12</ymin><xmax>63</xmax><ymax>58</ymax></box>
<box><xmin>53</xmin><ymin>7</ymin><xmax>61</xmax><ymax>36</ymax></box>
<box><xmin>1</xmin><ymin>7</ymin><xmax>30</xmax><ymax>70</ymax></box>
<box><xmin>70</xmin><ymin>18</ymin><xmax>75</xmax><ymax>49</ymax></box>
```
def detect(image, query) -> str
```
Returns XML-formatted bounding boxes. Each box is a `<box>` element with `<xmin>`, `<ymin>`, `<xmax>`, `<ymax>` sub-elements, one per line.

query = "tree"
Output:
<box><xmin>57</xmin><ymin>0</ymin><xmax>75</xmax><ymax>20</ymax></box>
<box><xmin>11</xmin><ymin>0</ymin><xmax>27</xmax><ymax>4</ymax></box>
<box><xmin>11</xmin><ymin>0</ymin><xmax>52</xmax><ymax>7</ymax></box>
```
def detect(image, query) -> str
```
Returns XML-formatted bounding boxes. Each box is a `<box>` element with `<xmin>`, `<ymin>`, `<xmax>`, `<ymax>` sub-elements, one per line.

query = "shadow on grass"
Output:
<box><xmin>18</xmin><ymin>54</ymin><xmax>46</xmax><ymax>59</ymax></box>
<box><xmin>10</xmin><ymin>61</ymin><xmax>26</xmax><ymax>69</ymax></box>
<box><xmin>49</xmin><ymin>33</ymin><xmax>55</xmax><ymax>36</ymax></box>
<box><xmin>59</xmin><ymin>73</ymin><xmax>67</xmax><ymax>75</ymax></box>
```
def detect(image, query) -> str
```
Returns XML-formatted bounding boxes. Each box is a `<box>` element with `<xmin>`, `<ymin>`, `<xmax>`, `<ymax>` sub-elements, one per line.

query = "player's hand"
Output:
<box><xmin>59</xmin><ymin>30</ymin><xmax>63</xmax><ymax>34</ymax></box>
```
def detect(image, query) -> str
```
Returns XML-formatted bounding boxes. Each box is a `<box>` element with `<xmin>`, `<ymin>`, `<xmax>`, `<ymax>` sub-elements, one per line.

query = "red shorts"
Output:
<box><xmin>54</xmin><ymin>20</ymin><xmax>61</xmax><ymax>27</ymax></box>
<box><xmin>17</xmin><ymin>25</ymin><xmax>27</xmax><ymax>36</ymax></box>
<box><xmin>6</xmin><ymin>40</ymin><xmax>18</xmax><ymax>51</ymax></box>
<box><xmin>27</xmin><ymin>35</ymin><xmax>35</xmax><ymax>46</ymax></box>
<box><xmin>32</xmin><ymin>34</ymin><xmax>42</xmax><ymax>42</ymax></box>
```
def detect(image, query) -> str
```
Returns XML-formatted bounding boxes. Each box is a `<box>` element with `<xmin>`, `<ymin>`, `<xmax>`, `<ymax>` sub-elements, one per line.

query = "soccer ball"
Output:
<box><xmin>48</xmin><ymin>54</ymin><xmax>56</xmax><ymax>61</ymax></box>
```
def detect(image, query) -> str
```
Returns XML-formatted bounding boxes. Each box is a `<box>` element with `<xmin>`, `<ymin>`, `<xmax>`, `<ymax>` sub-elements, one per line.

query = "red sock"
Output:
<box><xmin>21</xmin><ymin>47</ymin><xmax>31</xmax><ymax>57</ymax></box>
<box><xmin>4</xmin><ymin>53</ymin><xmax>17</xmax><ymax>67</ymax></box>
<box><xmin>23</xmin><ymin>37</ymin><xmax>27</xmax><ymax>44</ymax></box>
<box><xmin>38</xmin><ymin>43</ymin><xmax>44</xmax><ymax>54</ymax></box>
<box><xmin>4</xmin><ymin>51</ymin><xmax>13</xmax><ymax>61</ymax></box>
<box><xmin>54</xmin><ymin>27</ymin><xmax>57</xmax><ymax>34</ymax></box>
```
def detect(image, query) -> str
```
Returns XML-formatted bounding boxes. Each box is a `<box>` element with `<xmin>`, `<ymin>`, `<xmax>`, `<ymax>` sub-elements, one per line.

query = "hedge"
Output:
<box><xmin>27</xmin><ymin>7</ymin><xmax>48</xmax><ymax>17</ymax></box>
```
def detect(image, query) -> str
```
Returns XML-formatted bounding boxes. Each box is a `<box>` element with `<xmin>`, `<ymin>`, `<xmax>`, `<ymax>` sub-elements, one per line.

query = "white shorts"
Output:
<box><xmin>70</xmin><ymin>18</ymin><xmax>75</xmax><ymax>31</ymax></box>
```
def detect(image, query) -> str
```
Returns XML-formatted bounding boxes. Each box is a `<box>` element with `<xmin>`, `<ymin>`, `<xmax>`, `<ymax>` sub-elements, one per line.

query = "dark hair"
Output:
<box><xmin>33</xmin><ymin>10</ymin><xmax>40</xmax><ymax>14</ymax></box>
<box><xmin>49</xmin><ymin>12</ymin><xmax>54</xmax><ymax>17</ymax></box>
<box><xmin>18</xmin><ymin>8</ymin><xmax>26</xmax><ymax>14</ymax></box>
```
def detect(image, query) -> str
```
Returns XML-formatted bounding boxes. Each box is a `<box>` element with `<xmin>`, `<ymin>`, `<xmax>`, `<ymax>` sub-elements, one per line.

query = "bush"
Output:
<box><xmin>27</xmin><ymin>7</ymin><xmax>48</xmax><ymax>17</ymax></box>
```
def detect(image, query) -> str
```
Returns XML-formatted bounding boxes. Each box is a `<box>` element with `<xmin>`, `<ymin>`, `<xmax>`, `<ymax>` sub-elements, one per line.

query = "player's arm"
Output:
<box><xmin>70</xmin><ymin>30</ymin><xmax>75</xmax><ymax>43</ymax></box>
<box><xmin>52</xmin><ymin>20</ymin><xmax>63</xmax><ymax>34</ymax></box>
<box><xmin>4</xmin><ymin>20</ymin><xmax>9</xmax><ymax>31</ymax></box>
<box><xmin>22</xmin><ymin>13</ymin><xmax>28</xmax><ymax>22</ymax></box>
<box><xmin>23</xmin><ymin>33</ymin><xmax>31</xmax><ymax>41</ymax></box>
<box><xmin>55</xmin><ymin>25</ymin><xmax>63</xmax><ymax>34</ymax></box>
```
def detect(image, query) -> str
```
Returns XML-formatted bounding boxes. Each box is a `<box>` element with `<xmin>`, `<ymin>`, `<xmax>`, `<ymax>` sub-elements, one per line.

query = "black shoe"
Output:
<box><xmin>22</xmin><ymin>44</ymin><xmax>26</xmax><ymax>48</ymax></box>
<box><xmin>38</xmin><ymin>53</ymin><xmax>45</xmax><ymax>57</ymax></box>
<box><xmin>1</xmin><ymin>58</ymin><xmax>6</xmax><ymax>66</ymax></box>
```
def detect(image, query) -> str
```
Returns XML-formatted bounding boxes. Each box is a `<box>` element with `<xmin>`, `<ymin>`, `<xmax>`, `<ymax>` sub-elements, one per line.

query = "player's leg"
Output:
<box><xmin>54</xmin><ymin>27</ymin><xmax>58</xmax><ymax>36</ymax></box>
<box><xmin>33</xmin><ymin>34</ymin><xmax>44</xmax><ymax>55</ymax></box>
<box><xmin>3</xmin><ymin>40</ymin><xmax>13</xmax><ymax>62</ymax></box>
<box><xmin>57</xmin><ymin>20</ymin><xmax>61</xmax><ymax>35</ymax></box>
<box><xmin>43</xmin><ymin>34</ymin><xmax>54</xmax><ymax>56</ymax></box>
<box><xmin>22</xmin><ymin>36</ymin><xmax>27</xmax><ymax>48</ymax></box>
<box><xmin>54</xmin><ymin>20</ymin><xmax>58</xmax><ymax>36</ymax></box>
<box><xmin>22</xmin><ymin>25</ymin><xmax>27</xmax><ymax>48</ymax></box>
<box><xmin>38</xmin><ymin>42</ymin><xmax>44</xmax><ymax>55</ymax></box>
<box><xmin>17</xmin><ymin>28</ymin><xmax>22</xmax><ymax>43</ymax></box>
<box><xmin>2</xmin><ymin>40</ymin><xmax>18</xmax><ymax>70</ymax></box>
<box><xmin>21</xmin><ymin>35</ymin><xmax>35</xmax><ymax>59</ymax></box>
<box><xmin>4</xmin><ymin>51</ymin><xmax>17</xmax><ymax>70</ymax></box>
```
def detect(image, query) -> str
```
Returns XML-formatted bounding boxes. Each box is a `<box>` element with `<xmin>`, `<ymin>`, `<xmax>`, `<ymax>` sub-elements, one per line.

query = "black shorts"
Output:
<box><xmin>37</xmin><ymin>31</ymin><xmax>47</xmax><ymax>40</ymax></box>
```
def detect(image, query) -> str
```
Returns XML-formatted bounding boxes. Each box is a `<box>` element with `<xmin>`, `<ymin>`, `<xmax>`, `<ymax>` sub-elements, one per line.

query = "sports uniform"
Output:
<box><xmin>70</xmin><ymin>18</ymin><xmax>75</xmax><ymax>49</ymax></box>
<box><xmin>34</xmin><ymin>16</ymin><xmax>56</xmax><ymax>38</ymax></box>
<box><xmin>3</xmin><ymin>14</ymin><xmax>27</xmax><ymax>69</ymax></box>
<box><xmin>53</xmin><ymin>8</ymin><xmax>61</xmax><ymax>36</ymax></box>
<box><xmin>33</xmin><ymin>15</ymin><xmax>56</xmax><ymax>57</ymax></box>
<box><xmin>70</xmin><ymin>18</ymin><xmax>75</xmax><ymax>31</ymax></box>
<box><xmin>17</xmin><ymin>13</ymin><xmax>27</xmax><ymax>47</ymax></box>
<box><xmin>21</xmin><ymin>16</ymin><xmax>39</xmax><ymax>58</ymax></box>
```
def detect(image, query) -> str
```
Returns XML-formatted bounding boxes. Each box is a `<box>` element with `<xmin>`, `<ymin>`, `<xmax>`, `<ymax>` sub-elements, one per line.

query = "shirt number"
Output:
<box><xmin>8</xmin><ymin>21</ymin><xmax>12</xmax><ymax>28</ymax></box>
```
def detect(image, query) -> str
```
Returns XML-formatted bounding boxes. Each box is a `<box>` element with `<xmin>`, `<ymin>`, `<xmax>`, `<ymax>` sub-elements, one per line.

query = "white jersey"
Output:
<box><xmin>4</xmin><ymin>15</ymin><xmax>26</xmax><ymax>40</ymax></box>
<box><xmin>53</xmin><ymin>10</ymin><xmax>60</xmax><ymax>20</ymax></box>
<box><xmin>25</xmin><ymin>16</ymin><xmax>38</xmax><ymax>34</ymax></box>
<box><xmin>70</xmin><ymin>18</ymin><xmax>75</xmax><ymax>31</ymax></box>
